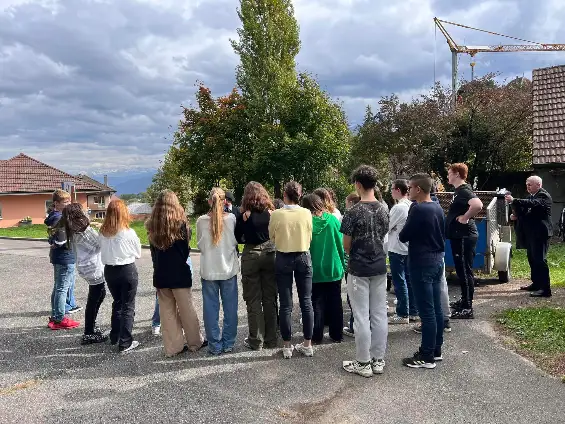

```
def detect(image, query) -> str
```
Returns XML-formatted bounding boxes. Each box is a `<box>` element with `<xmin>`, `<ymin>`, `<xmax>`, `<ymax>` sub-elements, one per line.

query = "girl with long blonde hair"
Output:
<box><xmin>146</xmin><ymin>190</ymin><xmax>205</xmax><ymax>356</ymax></box>
<box><xmin>196</xmin><ymin>187</ymin><xmax>239</xmax><ymax>355</ymax></box>
<box><xmin>99</xmin><ymin>199</ymin><xmax>142</xmax><ymax>353</ymax></box>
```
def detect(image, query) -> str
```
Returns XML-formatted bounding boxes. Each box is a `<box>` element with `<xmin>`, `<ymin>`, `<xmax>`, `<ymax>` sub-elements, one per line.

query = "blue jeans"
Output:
<box><xmin>51</xmin><ymin>264</ymin><xmax>76</xmax><ymax>322</ymax></box>
<box><xmin>65</xmin><ymin>281</ymin><xmax>77</xmax><ymax>313</ymax></box>
<box><xmin>152</xmin><ymin>257</ymin><xmax>192</xmax><ymax>327</ymax></box>
<box><xmin>410</xmin><ymin>260</ymin><xmax>444</xmax><ymax>361</ymax></box>
<box><xmin>201</xmin><ymin>275</ymin><xmax>238</xmax><ymax>354</ymax></box>
<box><xmin>389</xmin><ymin>252</ymin><xmax>417</xmax><ymax>317</ymax></box>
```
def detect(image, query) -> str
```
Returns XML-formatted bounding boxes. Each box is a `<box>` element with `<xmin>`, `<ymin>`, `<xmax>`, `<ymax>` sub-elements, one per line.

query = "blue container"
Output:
<box><xmin>444</xmin><ymin>219</ymin><xmax>488</xmax><ymax>272</ymax></box>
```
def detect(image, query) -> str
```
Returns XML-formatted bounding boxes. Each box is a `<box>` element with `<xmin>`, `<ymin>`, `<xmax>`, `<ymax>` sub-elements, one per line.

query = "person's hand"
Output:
<box><xmin>504</xmin><ymin>194</ymin><xmax>514</xmax><ymax>203</ymax></box>
<box><xmin>243</xmin><ymin>211</ymin><xmax>251</xmax><ymax>221</ymax></box>
<box><xmin>510</xmin><ymin>214</ymin><xmax>517</xmax><ymax>221</ymax></box>
<box><xmin>456</xmin><ymin>215</ymin><xmax>469</xmax><ymax>224</ymax></box>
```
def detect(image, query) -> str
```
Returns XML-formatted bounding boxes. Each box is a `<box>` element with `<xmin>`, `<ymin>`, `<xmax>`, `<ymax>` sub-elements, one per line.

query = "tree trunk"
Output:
<box><xmin>274</xmin><ymin>180</ymin><xmax>282</xmax><ymax>199</ymax></box>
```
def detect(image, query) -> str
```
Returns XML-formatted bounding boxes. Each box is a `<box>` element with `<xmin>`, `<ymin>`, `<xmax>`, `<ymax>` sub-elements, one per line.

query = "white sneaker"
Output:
<box><xmin>152</xmin><ymin>325</ymin><xmax>161</xmax><ymax>336</ymax></box>
<box><xmin>388</xmin><ymin>315</ymin><xmax>409</xmax><ymax>325</ymax></box>
<box><xmin>371</xmin><ymin>358</ymin><xmax>385</xmax><ymax>374</ymax></box>
<box><xmin>343</xmin><ymin>360</ymin><xmax>373</xmax><ymax>378</ymax></box>
<box><xmin>295</xmin><ymin>342</ymin><xmax>314</xmax><ymax>357</ymax></box>
<box><xmin>121</xmin><ymin>341</ymin><xmax>140</xmax><ymax>354</ymax></box>
<box><xmin>282</xmin><ymin>345</ymin><xmax>294</xmax><ymax>359</ymax></box>
<box><xmin>393</xmin><ymin>299</ymin><xmax>398</xmax><ymax>305</ymax></box>
<box><xmin>343</xmin><ymin>327</ymin><xmax>355</xmax><ymax>338</ymax></box>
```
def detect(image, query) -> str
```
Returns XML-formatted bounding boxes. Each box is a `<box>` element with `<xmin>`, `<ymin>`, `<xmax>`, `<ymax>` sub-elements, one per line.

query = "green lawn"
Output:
<box><xmin>511</xmin><ymin>241</ymin><xmax>565</xmax><ymax>288</ymax></box>
<box><xmin>0</xmin><ymin>221</ymin><xmax>200</xmax><ymax>249</ymax></box>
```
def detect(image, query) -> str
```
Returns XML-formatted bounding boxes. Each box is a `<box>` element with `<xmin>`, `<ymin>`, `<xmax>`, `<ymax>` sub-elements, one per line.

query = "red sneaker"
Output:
<box><xmin>51</xmin><ymin>317</ymin><xmax>80</xmax><ymax>330</ymax></box>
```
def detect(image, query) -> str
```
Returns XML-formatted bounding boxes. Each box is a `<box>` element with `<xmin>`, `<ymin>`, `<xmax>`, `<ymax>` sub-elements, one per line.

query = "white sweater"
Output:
<box><xmin>196</xmin><ymin>214</ymin><xmax>239</xmax><ymax>281</ymax></box>
<box><xmin>99</xmin><ymin>228</ymin><xmax>142</xmax><ymax>266</ymax></box>
<box><xmin>387</xmin><ymin>198</ymin><xmax>411</xmax><ymax>255</ymax></box>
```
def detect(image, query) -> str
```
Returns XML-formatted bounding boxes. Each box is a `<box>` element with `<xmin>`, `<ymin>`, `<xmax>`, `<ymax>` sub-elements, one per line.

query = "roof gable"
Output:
<box><xmin>0</xmin><ymin>153</ymin><xmax>105</xmax><ymax>194</ymax></box>
<box><xmin>532</xmin><ymin>65</ymin><xmax>565</xmax><ymax>165</ymax></box>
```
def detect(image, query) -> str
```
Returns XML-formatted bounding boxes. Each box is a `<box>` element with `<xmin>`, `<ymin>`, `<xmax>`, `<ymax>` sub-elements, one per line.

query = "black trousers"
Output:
<box><xmin>84</xmin><ymin>283</ymin><xmax>106</xmax><ymax>335</ymax></box>
<box><xmin>450</xmin><ymin>237</ymin><xmax>477</xmax><ymax>309</ymax></box>
<box><xmin>275</xmin><ymin>251</ymin><xmax>313</xmax><ymax>342</ymax></box>
<box><xmin>105</xmin><ymin>263</ymin><xmax>138</xmax><ymax>350</ymax></box>
<box><xmin>526</xmin><ymin>235</ymin><xmax>551</xmax><ymax>293</ymax></box>
<box><xmin>312</xmin><ymin>281</ymin><xmax>343</xmax><ymax>342</ymax></box>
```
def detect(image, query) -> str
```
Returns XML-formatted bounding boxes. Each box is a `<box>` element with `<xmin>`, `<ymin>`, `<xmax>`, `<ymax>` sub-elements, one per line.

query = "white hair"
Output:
<box><xmin>527</xmin><ymin>175</ymin><xmax>543</xmax><ymax>186</ymax></box>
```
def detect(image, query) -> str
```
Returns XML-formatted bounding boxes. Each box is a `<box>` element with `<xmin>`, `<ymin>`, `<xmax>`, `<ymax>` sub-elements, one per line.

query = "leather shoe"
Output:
<box><xmin>530</xmin><ymin>290</ymin><xmax>552</xmax><ymax>298</ymax></box>
<box><xmin>519</xmin><ymin>284</ymin><xmax>536</xmax><ymax>291</ymax></box>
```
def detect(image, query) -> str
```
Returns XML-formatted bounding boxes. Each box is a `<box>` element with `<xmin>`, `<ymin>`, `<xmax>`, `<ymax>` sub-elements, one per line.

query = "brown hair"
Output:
<box><xmin>208</xmin><ymin>187</ymin><xmax>225</xmax><ymax>246</ymax></box>
<box><xmin>274</xmin><ymin>198</ymin><xmax>285</xmax><ymax>209</ymax></box>
<box><xmin>313</xmin><ymin>188</ymin><xmax>335</xmax><ymax>213</ymax></box>
<box><xmin>284</xmin><ymin>181</ymin><xmax>302</xmax><ymax>204</ymax></box>
<box><xmin>346</xmin><ymin>192</ymin><xmax>360</xmax><ymax>205</ymax></box>
<box><xmin>62</xmin><ymin>203</ymin><xmax>90</xmax><ymax>245</ymax></box>
<box><xmin>410</xmin><ymin>173</ymin><xmax>433</xmax><ymax>194</ymax></box>
<box><xmin>240</xmin><ymin>181</ymin><xmax>274</xmax><ymax>213</ymax></box>
<box><xmin>301</xmin><ymin>194</ymin><xmax>325</xmax><ymax>214</ymax></box>
<box><xmin>393</xmin><ymin>179</ymin><xmax>409</xmax><ymax>195</ymax></box>
<box><xmin>53</xmin><ymin>189</ymin><xmax>71</xmax><ymax>203</ymax></box>
<box><xmin>100</xmin><ymin>199</ymin><xmax>130</xmax><ymax>237</ymax></box>
<box><xmin>325</xmin><ymin>188</ymin><xmax>337</xmax><ymax>205</ymax></box>
<box><xmin>448</xmin><ymin>163</ymin><xmax>469</xmax><ymax>181</ymax></box>
<box><xmin>146</xmin><ymin>190</ymin><xmax>187</xmax><ymax>250</ymax></box>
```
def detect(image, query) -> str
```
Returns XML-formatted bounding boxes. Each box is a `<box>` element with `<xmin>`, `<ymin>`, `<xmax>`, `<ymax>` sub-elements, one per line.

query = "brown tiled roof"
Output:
<box><xmin>0</xmin><ymin>153</ymin><xmax>105</xmax><ymax>194</ymax></box>
<box><xmin>76</xmin><ymin>174</ymin><xmax>116</xmax><ymax>192</ymax></box>
<box><xmin>532</xmin><ymin>65</ymin><xmax>565</xmax><ymax>165</ymax></box>
<box><xmin>435</xmin><ymin>191</ymin><xmax>497</xmax><ymax>219</ymax></box>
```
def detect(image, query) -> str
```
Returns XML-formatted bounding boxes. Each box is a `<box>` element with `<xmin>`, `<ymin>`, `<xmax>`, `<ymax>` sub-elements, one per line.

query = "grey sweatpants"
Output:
<box><xmin>347</xmin><ymin>273</ymin><xmax>388</xmax><ymax>363</ymax></box>
<box><xmin>440</xmin><ymin>259</ymin><xmax>451</xmax><ymax>318</ymax></box>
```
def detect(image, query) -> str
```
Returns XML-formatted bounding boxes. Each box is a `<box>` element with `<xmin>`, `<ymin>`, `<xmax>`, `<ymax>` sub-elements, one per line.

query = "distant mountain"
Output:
<box><xmin>91</xmin><ymin>171</ymin><xmax>155</xmax><ymax>195</ymax></box>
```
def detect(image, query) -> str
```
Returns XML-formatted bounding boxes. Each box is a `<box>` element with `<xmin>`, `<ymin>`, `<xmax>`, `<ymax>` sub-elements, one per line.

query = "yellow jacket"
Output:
<box><xmin>268</xmin><ymin>206</ymin><xmax>312</xmax><ymax>253</ymax></box>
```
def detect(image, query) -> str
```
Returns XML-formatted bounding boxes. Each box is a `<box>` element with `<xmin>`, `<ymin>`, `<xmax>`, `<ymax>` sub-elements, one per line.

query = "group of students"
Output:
<box><xmin>45</xmin><ymin>162</ymin><xmax>484</xmax><ymax>374</ymax></box>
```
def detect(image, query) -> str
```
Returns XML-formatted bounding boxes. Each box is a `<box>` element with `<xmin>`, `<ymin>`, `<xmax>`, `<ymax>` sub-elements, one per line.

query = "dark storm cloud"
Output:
<box><xmin>1</xmin><ymin>0</ymin><xmax>564</xmax><ymax>172</ymax></box>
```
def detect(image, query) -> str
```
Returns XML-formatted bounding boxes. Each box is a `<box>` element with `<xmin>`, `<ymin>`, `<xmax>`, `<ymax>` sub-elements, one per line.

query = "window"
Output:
<box><xmin>95</xmin><ymin>211</ymin><xmax>106</xmax><ymax>219</ymax></box>
<box><xmin>93</xmin><ymin>196</ymin><xmax>105</xmax><ymax>207</ymax></box>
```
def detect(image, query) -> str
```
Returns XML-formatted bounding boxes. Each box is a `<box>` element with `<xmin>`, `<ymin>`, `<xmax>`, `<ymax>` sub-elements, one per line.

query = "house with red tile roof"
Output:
<box><xmin>0</xmin><ymin>153</ymin><xmax>115</xmax><ymax>228</ymax></box>
<box><xmin>532</xmin><ymin>65</ymin><xmax>565</xmax><ymax>228</ymax></box>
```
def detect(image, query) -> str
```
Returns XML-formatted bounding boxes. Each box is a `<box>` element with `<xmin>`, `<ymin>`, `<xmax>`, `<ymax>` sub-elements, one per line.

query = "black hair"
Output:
<box><xmin>351</xmin><ymin>165</ymin><xmax>378</xmax><ymax>190</ymax></box>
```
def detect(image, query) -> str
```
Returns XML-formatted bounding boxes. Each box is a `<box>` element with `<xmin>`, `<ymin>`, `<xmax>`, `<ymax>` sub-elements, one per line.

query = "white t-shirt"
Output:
<box><xmin>332</xmin><ymin>208</ymin><xmax>343</xmax><ymax>222</ymax></box>
<box><xmin>196</xmin><ymin>214</ymin><xmax>239</xmax><ymax>281</ymax></box>
<box><xmin>99</xmin><ymin>228</ymin><xmax>142</xmax><ymax>266</ymax></box>
<box><xmin>387</xmin><ymin>198</ymin><xmax>411</xmax><ymax>255</ymax></box>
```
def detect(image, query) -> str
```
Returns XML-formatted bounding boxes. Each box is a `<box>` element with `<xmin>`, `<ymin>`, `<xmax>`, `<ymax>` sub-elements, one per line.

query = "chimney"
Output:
<box><xmin>104</xmin><ymin>175</ymin><xmax>108</xmax><ymax>186</ymax></box>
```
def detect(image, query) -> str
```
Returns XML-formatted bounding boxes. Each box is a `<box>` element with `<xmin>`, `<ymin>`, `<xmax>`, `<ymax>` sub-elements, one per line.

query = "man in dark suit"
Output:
<box><xmin>506</xmin><ymin>176</ymin><xmax>553</xmax><ymax>298</ymax></box>
<box><xmin>224</xmin><ymin>191</ymin><xmax>241</xmax><ymax>220</ymax></box>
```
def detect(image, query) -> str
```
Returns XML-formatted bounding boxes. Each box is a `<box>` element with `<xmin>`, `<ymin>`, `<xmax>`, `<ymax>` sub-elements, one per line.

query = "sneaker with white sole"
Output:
<box><xmin>68</xmin><ymin>306</ymin><xmax>83</xmax><ymax>315</ymax></box>
<box><xmin>152</xmin><ymin>325</ymin><xmax>161</xmax><ymax>336</ymax></box>
<box><xmin>371</xmin><ymin>358</ymin><xmax>385</xmax><ymax>374</ymax></box>
<box><xmin>294</xmin><ymin>342</ymin><xmax>314</xmax><ymax>357</ymax></box>
<box><xmin>402</xmin><ymin>351</ymin><xmax>436</xmax><ymax>369</ymax></box>
<box><xmin>343</xmin><ymin>327</ymin><xmax>355</xmax><ymax>338</ymax></box>
<box><xmin>120</xmin><ymin>341</ymin><xmax>140</xmax><ymax>354</ymax></box>
<box><xmin>282</xmin><ymin>345</ymin><xmax>294</xmax><ymax>359</ymax></box>
<box><xmin>343</xmin><ymin>360</ymin><xmax>373</xmax><ymax>378</ymax></box>
<box><xmin>388</xmin><ymin>315</ymin><xmax>409</xmax><ymax>325</ymax></box>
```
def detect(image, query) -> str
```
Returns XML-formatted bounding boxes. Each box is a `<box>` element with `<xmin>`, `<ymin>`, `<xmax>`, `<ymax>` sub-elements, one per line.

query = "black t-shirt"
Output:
<box><xmin>340</xmin><ymin>201</ymin><xmax>389</xmax><ymax>277</ymax></box>
<box><xmin>445</xmin><ymin>184</ymin><xmax>478</xmax><ymax>239</ymax></box>
<box><xmin>234</xmin><ymin>210</ymin><xmax>272</xmax><ymax>246</ymax></box>
<box><xmin>150</xmin><ymin>224</ymin><xmax>193</xmax><ymax>289</ymax></box>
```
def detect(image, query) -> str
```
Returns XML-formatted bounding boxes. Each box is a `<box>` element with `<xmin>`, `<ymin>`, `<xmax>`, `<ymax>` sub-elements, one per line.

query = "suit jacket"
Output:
<box><xmin>512</xmin><ymin>188</ymin><xmax>553</xmax><ymax>240</ymax></box>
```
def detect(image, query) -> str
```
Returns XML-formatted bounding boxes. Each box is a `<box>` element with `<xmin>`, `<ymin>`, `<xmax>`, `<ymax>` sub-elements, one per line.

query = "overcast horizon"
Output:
<box><xmin>1</xmin><ymin>0</ymin><xmax>565</xmax><ymax>175</ymax></box>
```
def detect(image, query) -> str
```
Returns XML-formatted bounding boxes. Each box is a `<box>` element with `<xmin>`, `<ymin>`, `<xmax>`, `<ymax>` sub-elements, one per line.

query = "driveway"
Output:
<box><xmin>0</xmin><ymin>239</ymin><xmax>563</xmax><ymax>423</ymax></box>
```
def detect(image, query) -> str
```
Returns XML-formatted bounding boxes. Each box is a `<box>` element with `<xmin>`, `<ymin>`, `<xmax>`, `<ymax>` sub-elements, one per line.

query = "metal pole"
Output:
<box><xmin>452</xmin><ymin>51</ymin><xmax>457</xmax><ymax>107</ymax></box>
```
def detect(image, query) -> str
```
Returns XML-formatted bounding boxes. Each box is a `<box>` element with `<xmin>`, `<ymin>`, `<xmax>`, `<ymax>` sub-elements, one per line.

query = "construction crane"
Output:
<box><xmin>434</xmin><ymin>18</ymin><xmax>565</xmax><ymax>106</ymax></box>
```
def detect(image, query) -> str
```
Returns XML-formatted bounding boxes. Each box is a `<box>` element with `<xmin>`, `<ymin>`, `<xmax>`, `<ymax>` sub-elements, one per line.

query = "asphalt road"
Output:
<box><xmin>0</xmin><ymin>239</ymin><xmax>563</xmax><ymax>424</ymax></box>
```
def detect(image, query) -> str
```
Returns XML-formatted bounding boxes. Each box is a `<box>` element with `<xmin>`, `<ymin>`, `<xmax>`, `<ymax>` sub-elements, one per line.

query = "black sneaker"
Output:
<box><xmin>81</xmin><ymin>333</ymin><xmax>108</xmax><ymax>345</ymax></box>
<box><xmin>68</xmin><ymin>306</ymin><xmax>83</xmax><ymax>315</ymax></box>
<box><xmin>451</xmin><ymin>309</ymin><xmax>474</xmax><ymax>319</ymax></box>
<box><xmin>402</xmin><ymin>351</ymin><xmax>436</xmax><ymax>369</ymax></box>
<box><xmin>449</xmin><ymin>299</ymin><xmax>463</xmax><ymax>310</ymax></box>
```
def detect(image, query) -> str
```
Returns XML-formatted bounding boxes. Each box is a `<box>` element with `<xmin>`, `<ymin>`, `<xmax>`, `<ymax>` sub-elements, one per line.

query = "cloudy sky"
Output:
<box><xmin>1</xmin><ymin>0</ymin><xmax>565</xmax><ymax>175</ymax></box>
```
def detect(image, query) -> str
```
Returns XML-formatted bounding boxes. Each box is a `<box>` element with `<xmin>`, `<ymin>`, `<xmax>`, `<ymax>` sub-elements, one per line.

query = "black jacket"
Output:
<box><xmin>512</xmin><ymin>188</ymin><xmax>553</xmax><ymax>240</ymax></box>
<box><xmin>150</xmin><ymin>224</ymin><xmax>193</xmax><ymax>289</ymax></box>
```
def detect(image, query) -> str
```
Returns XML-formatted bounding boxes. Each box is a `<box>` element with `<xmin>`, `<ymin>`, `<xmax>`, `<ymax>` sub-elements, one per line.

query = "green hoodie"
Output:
<box><xmin>310</xmin><ymin>212</ymin><xmax>345</xmax><ymax>283</ymax></box>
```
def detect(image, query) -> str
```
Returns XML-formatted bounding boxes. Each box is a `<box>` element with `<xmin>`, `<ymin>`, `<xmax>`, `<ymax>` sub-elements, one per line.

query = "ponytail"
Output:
<box><xmin>209</xmin><ymin>188</ymin><xmax>225</xmax><ymax>246</ymax></box>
